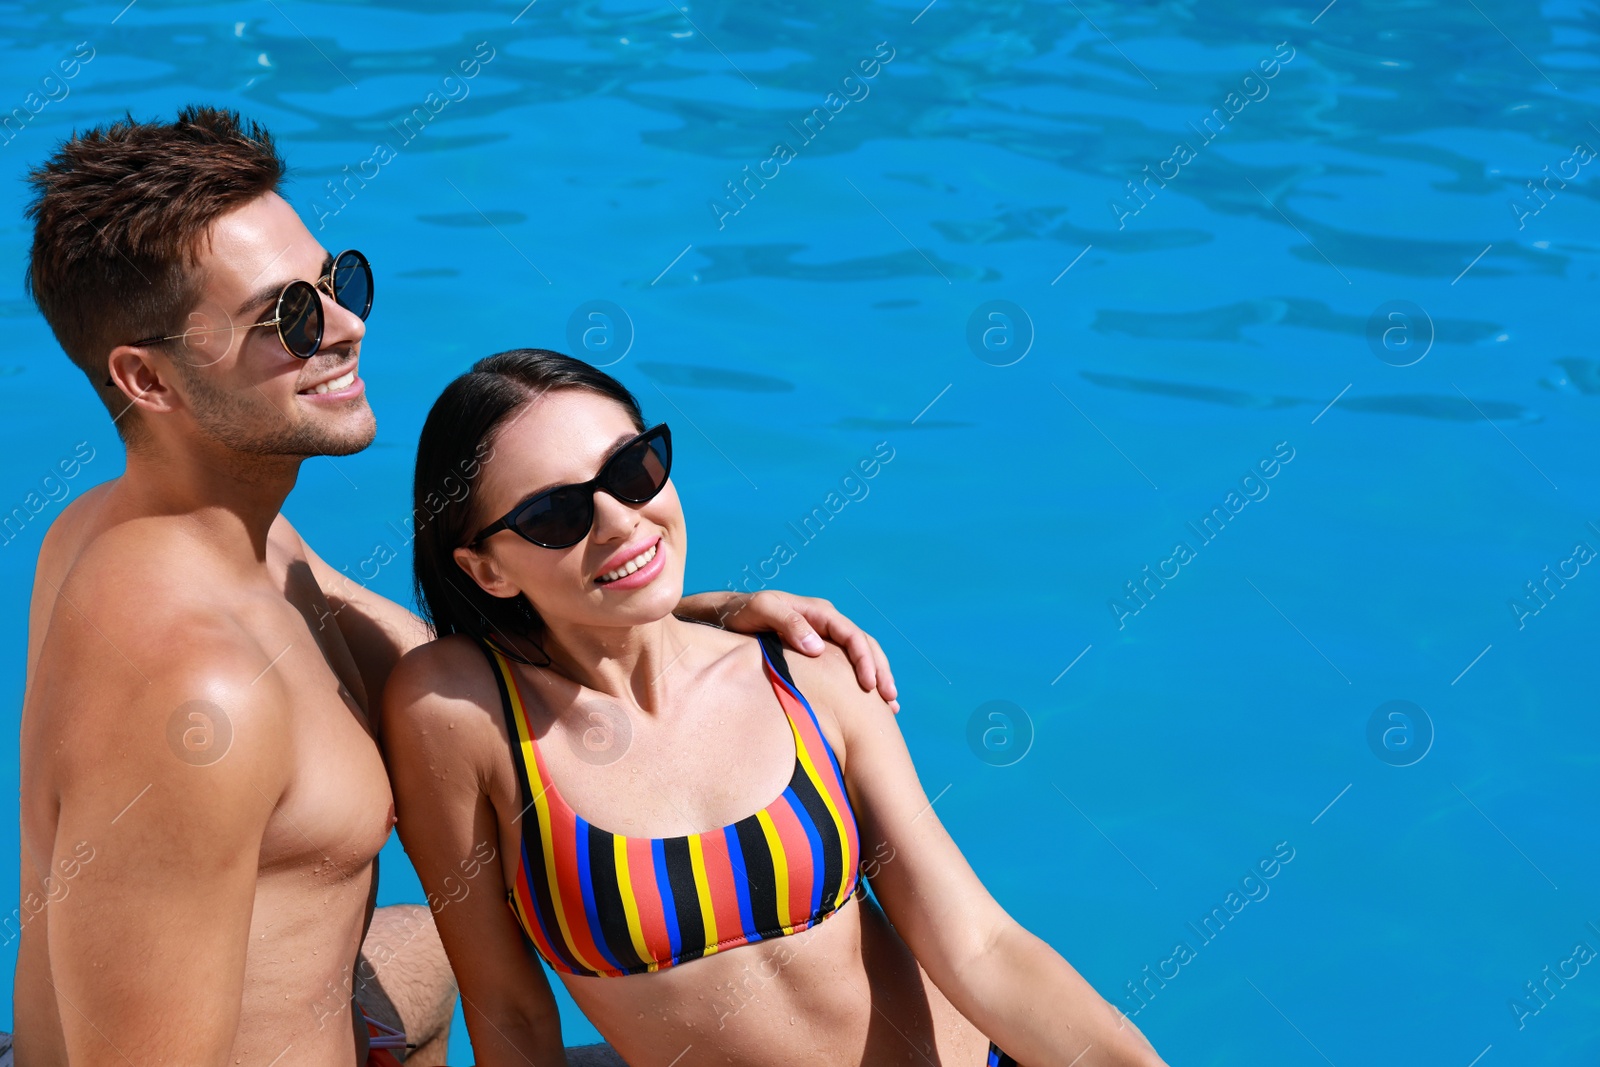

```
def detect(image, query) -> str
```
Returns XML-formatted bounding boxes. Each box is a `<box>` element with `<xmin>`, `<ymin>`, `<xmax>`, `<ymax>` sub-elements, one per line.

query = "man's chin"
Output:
<box><xmin>268</xmin><ymin>404</ymin><xmax>377</xmax><ymax>459</ymax></box>
<box><xmin>307</xmin><ymin>412</ymin><xmax>378</xmax><ymax>458</ymax></box>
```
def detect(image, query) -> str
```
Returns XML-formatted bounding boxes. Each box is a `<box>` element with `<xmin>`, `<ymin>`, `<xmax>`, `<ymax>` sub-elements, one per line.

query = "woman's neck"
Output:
<box><xmin>537</xmin><ymin>614</ymin><xmax>694</xmax><ymax>716</ymax></box>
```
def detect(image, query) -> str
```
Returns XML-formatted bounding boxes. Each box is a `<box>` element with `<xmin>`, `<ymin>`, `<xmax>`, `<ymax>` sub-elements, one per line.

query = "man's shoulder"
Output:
<box><xmin>31</xmin><ymin>534</ymin><xmax>296</xmax><ymax>777</ymax></box>
<box><xmin>50</xmin><ymin>517</ymin><xmax>260</xmax><ymax>640</ymax></box>
<box><xmin>41</xmin><ymin>604</ymin><xmax>292</xmax><ymax>728</ymax></box>
<box><xmin>35</xmin><ymin>478</ymin><xmax>115</xmax><ymax>553</ymax></box>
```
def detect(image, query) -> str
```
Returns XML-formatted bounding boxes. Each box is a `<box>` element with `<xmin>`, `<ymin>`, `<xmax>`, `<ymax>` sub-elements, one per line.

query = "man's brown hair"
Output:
<box><xmin>25</xmin><ymin>106</ymin><xmax>287</xmax><ymax>438</ymax></box>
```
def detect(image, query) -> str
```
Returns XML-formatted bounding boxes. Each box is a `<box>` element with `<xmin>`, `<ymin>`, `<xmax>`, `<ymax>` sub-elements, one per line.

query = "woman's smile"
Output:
<box><xmin>593</xmin><ymin>535</ymin><xmax>665</xmax><ymax>589</ymax></box>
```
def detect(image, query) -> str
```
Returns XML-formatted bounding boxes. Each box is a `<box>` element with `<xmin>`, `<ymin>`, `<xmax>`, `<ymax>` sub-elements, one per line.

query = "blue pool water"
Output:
<box><xmin>3</xmin><ymin>1</ymin><xmax>1599</xmax><ymax>1062</ymax></box>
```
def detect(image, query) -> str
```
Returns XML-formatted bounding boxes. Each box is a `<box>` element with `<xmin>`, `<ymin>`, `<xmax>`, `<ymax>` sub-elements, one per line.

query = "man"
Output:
<box><xmin>15</xmin><ymin>107</ymin><xmax>898</xmax><ymax>1066</ymax></box>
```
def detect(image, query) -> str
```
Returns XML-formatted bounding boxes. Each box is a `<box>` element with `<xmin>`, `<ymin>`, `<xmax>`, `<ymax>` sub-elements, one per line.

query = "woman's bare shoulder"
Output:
<box><xmin>382</xmin><ymin>633</ymin><xmax>506</xmax><ymax>742</ymax></box>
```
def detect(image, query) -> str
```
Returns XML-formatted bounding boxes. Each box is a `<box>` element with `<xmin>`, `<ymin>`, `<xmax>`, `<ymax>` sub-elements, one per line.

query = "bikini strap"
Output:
<box><xmin>755</xmin><ymin>630</ymin><xmax>796</xmax><ymax>688</ymax></box>
<box><xmin>476</xmin><ymin>638</ymin><xmax>517</xmax><ymax>726</ymax></box>
<box><xmin>477</xmin><ymin>638</ymin><xmax>544</xmax><ymax>804</ymax></box>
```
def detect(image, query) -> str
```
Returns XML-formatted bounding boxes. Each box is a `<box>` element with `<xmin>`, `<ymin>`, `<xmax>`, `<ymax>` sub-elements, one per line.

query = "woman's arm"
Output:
<box><xmin>795</xmin><ymin>646</ymin><xmax>1167</xmax><ymax>1067</ymax></box>
<box><xmin>381</xmin><ymin>638</ymin><xmax>569</xmax><ymax>1067</ymax></box>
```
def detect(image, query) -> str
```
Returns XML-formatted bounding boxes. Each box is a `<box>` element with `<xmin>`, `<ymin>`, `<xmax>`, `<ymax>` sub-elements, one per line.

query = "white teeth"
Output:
<box><xmin>308</xmin><ymin>369</ymin><xmax>356</xmax><ymax>395</ymax></box>
<box><xmin>599</xmin><ymin>542</ymin><xmax>658</xmax><ymax>583</ymax></box>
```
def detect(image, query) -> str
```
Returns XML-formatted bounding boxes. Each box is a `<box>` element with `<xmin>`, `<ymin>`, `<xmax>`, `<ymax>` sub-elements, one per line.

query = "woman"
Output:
<box><xmin>383</xmin><ymin>350</ymin><xmax>1168</xmax><ymax>1067</ymax></box>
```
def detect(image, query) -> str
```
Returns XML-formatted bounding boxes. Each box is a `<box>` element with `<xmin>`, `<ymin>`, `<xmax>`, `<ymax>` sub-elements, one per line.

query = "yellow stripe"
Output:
<box><xmin>613</xmin><ymin>836</ymin><xmax>655</xmax><ymax>970</ymax></box>
<box><xmin>492</xmin><ymin>650</ymin><xmax>602</xmax><ymax>976</ymax></box>
<box><xmin>789</xmin><ymin>713</ymin><xmax>854</xmax><ymax>911</ymax></box>
<box><xmin>755</xmin><ymin>809</ymin><xmax>792</xmax><ymax>930</ymax></box>
<box><xmin>687</xmin><ymin>834</ymin><xmax>720</xmax><ymax>955</ymax></box>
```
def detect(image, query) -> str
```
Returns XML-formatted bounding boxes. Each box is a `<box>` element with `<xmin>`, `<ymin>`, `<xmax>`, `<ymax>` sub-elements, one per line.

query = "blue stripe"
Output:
<box><xmin>651</xmin><ymin>838</ymin><xmax>681</xmax><ymax>960</ymax></box>
<box><xmin>724</xmin><ymin>824</ymin><xmax>759</xmax><ymax>941</ymax></box>
<box><xmin>785</xmin><ymin>786</ymin><xmax>827</xmax><ymax>916</ymax></box>
<box><xmin>575</xmin><ymin>815</ymin><xmax>625</xmax><ymax>974</ymax></box>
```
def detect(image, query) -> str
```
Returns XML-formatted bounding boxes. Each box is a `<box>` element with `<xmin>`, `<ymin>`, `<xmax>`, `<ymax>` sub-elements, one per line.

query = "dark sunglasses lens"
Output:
<box><xmin>278</xmin><ymin>281</ymin><xmax>323</xmax><ymax>358</ymax></box>
<box><xmin>332</xmin><ymin>250</ymin><xmax>373</xmax><ymax>320</ymax></box>
<box><xmin>513</xmin><ymin>485</ymin><xmax>594</xmax><ymax>548</ymax></box>
<box><xmin>605</xmin><ymin>433</ymin><xmax>671</xmax><ymax>502</ymax></box>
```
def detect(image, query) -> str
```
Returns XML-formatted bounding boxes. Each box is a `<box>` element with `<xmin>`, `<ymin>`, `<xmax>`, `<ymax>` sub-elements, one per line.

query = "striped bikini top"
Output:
<box><xmin>480</xmin><ymin>632</ymin><xmax>862</xmax><ymax>978</ymax></box>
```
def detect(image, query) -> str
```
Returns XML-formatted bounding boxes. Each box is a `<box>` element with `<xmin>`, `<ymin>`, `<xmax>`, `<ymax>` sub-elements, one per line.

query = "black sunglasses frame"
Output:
<box><xmin>471</xmin><ymin>424</ymin><xmax>673</xmax><ymax>550</ymax></box>
<box><xmin>107</xmin><ymin>249</ymin><xmax>374</xmax><ymax>385</ymax></box>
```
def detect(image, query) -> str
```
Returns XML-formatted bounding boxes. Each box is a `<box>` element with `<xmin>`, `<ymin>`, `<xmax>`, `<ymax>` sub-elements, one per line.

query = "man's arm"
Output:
<box><xmin>677</xmin><ymin>588</ymin><xmax>901</xmax><ymax>712</ymax></box>
<box><xmin>280</xmin><ymin>515</ymin><xmax>902</xmax><ymax>714</ymax></box>
<box><xmin>46</xmin><ymin>630</ymin><xmax>292</xmax><ymax>1063</ymax></box>
<box><xmin>275</xmin><ymin>516</ymin><xmax>432</xmax><ymax>716</ymax></box>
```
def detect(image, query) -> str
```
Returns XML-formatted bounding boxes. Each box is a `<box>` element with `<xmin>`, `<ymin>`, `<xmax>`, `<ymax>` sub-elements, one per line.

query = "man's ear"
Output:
<box><xmin>105</xmin><ymin>344</ymin><xmax>181</xmax><ymax>416</ymax></box>
<box><xmin>452</xmin><ymin>544</ymin><xmax>521</xmax><ymax>601</ymax></box>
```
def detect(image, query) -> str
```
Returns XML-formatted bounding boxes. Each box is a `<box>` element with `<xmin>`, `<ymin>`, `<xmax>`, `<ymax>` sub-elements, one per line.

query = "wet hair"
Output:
<box><xmin>24</xmin><ymin>106</ymin><xmax>287</xmax><ymax>440</ymax></box>
<box><xmin>412</xmin><ymin>348</ymin><xmax>646</xmax><ymax>659</ymax></box>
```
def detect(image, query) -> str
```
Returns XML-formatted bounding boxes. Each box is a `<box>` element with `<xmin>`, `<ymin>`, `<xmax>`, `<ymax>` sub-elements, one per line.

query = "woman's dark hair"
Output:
<box><xmin>412</xmin><ymin>348</ymin><xmax>646</xmax><ymax>660</ymax></box>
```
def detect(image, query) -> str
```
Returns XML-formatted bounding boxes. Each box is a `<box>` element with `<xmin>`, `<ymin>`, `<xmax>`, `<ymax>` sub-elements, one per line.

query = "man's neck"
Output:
<box><xmin>118</xmin><ymin>440</ymin><xmax>302</xmax><ymax>562</ymax></box>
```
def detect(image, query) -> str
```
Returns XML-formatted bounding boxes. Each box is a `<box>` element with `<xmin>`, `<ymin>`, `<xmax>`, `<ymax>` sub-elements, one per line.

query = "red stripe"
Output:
<box><xmin>544</xmin><ymin>804</ymin><xmax>609</xmax><ymax>972</ymax></box>
<box><xmin>768</xmin><ymin>792</ymin><xmax>816</xmax><ymax>923</ymax></box>
<box><xmin>696</xmin><ymin>831</ymin><xmax>742</xmax><ymax>943</ymax></box>
<box><xmin>626</xmin><ymin>837</ymin><xmax>670</xmax><ymax>962</ymax></box>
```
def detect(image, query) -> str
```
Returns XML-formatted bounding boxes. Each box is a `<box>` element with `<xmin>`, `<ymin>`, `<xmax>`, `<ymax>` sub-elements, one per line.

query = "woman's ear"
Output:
<box><xmin>452</xmin><ymin>544</ymin><xmax>522</xmax><ymax>600</ymax></box>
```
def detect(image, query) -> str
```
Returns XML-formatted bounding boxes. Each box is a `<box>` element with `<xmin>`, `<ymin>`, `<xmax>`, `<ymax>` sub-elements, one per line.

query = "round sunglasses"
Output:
<box><xmin>128</xmin><ymin>248</ymin><xmax>373</xmax><ymax>361</ymax></box>
<box><xmin>472</xmin><ymin>424</ymin><xmax>673</xmax><ymax>549</ymax></box>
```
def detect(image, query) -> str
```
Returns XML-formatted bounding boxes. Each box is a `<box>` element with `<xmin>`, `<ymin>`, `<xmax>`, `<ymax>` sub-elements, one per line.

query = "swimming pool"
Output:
<box><xmin>2</xmin><ymin>0</ymin><xmax>1598</xmax><ymax>1062</ymax></box>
